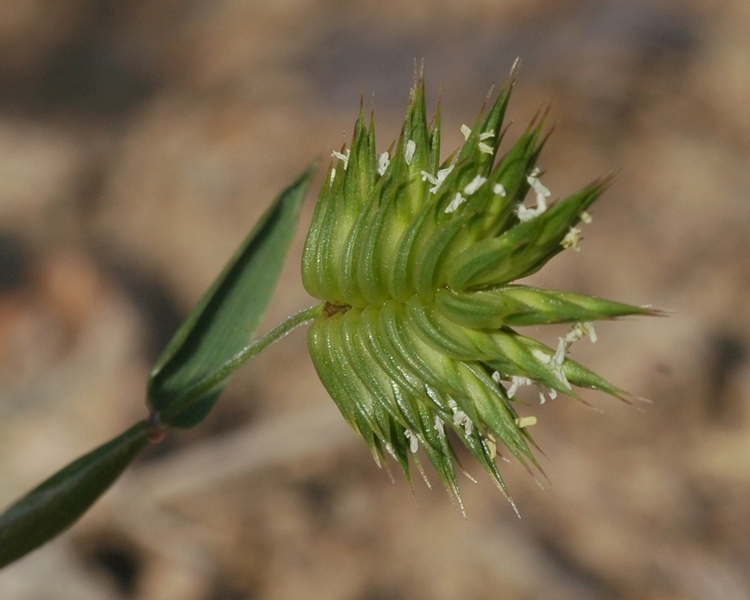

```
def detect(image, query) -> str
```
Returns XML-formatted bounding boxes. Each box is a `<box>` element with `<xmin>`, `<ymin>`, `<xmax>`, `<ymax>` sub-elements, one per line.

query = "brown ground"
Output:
<box><xmin>1</xmin><ymin>1</ymin><xmax>749</xmax><ymax>599</ymax></box>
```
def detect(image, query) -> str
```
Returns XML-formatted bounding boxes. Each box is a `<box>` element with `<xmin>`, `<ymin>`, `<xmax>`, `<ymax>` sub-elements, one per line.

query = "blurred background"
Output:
<box><xmin>1</xmin><ymin>0</ymin><xmax>749</xmax><ymax>598</ymax></box>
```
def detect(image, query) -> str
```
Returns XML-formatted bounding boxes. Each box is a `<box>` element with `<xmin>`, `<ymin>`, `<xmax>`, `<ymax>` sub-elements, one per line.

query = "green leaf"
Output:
<box><xmin>0</xmin><ymin>422</ymin><xmax>148</xmax><ymax>569</ymax></box>
<box><xmin>148</xmin><ymin>165</ymin><xmax>316</xmax><ymax>428</ymax></box>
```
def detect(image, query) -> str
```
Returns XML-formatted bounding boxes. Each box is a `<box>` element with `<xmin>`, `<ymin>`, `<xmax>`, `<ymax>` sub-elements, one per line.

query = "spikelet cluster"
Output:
<box><xmin>302</xmin><ymin>66</ymin><xmax>654</xmax><ymax>510</ymax></box>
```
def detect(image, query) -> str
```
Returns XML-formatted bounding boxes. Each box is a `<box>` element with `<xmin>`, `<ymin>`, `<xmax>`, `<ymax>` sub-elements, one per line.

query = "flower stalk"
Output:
<box><xmin>187</xmin><ymin>304</ymin><xmax>324</xmax><ymax>402</ymax></box>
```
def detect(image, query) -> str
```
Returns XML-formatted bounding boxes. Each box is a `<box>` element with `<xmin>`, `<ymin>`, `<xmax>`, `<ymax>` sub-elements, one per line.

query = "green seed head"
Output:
<box><xmin>302</xmin><ymin>66</ymin><xmax>656</xmax><ymax>511</ymax></box>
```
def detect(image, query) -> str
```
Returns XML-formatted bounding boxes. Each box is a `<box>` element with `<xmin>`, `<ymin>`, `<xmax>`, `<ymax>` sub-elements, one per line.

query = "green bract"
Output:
<box><xmin>302</xmin><ymin>67</ymin><xmax>655</xmax><ymax>510</ymax></box>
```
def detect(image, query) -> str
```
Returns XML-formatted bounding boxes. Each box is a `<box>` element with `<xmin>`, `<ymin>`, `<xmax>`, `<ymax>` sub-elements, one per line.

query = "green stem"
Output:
<box><xmin>185</xmin><ymin>304</ymin><xmax>324</xmax><ymax>402</ymax></box>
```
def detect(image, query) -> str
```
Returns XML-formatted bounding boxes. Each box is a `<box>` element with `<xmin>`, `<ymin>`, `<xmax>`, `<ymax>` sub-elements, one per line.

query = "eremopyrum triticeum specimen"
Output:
<box><xmin>302</xmin><ymin>67</ymin><xmax>655</xmax><ymax>511</ymax></box>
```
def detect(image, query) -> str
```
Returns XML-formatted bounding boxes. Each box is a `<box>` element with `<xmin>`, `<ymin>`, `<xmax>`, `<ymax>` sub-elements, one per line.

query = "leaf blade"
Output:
<box><xmin>148</xmin><ymin>165</ymin><xmax>315</xmax><ymax>428</ymax></box>
<box><xmin>0</xmin><ymin>422</ymin><xmax>149</xmax><ymax>569</ymax></box>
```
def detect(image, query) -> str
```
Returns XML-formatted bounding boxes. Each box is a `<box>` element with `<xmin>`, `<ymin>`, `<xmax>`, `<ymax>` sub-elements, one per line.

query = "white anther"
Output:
<box><xmin>493</xmin><ymin>183</ymin><xmax>507</xmax><ymax>196</ymax></box>
<box><xmin>515</xmin><ymin>416</ymin><xmax>538</xmax><ymax>428</ymax></box>
<box><xmin>377</xmin><ymin>152</ymin><xmax>390</xmax><ymax>176</ymax></box>
<box><xmin>463</xmin><ymin>175</ymin><xmax>487</xmax><ymax>196</ymax></box>
<box><xmin>580</xmin><ymin>211</ymin><xmax>593</xmax><ymax>224</ymax></box>
<box><xmin>421</xmin><ymin>171</ymin><xmax>439</xmax><ymax>186</ymax></box>
<box><xmin>532</xmin><ymin>348</ymin><xmax>571</xmax><ymax>391</ymax></box>
<box><xmin>507</xmin><ymin>376</ymin><xmax>533</xmax><ymax>398</ymax></box>
<box><xmin>561</xmin><ymin>227</ymin><xmax>582</xmax><ymax>251</ymax></box>
<box><xmin>535</xmin><ymin>384</ymin><xmax>558</xmax><ymax>404</ymax></box>
<box><xmin>404</xmin><ymin>429</ymin><xmax>419</xmax><ymax>453</ymax></box>
<box><xmin>566</xmin><ymin>322</ymin><xmax>597</xmax><ymax>345</ymax></box>
<box><xmin>452</xmin><ymin>410</ymin><xmax>473</xmax><ymax>436</ymax></box>
<box><xmin>529</xmin><ymin>323</ymin><xmax>596</xmax><ymax>403</ymax></box>
<box><xmin>485</xmin><ymin>434</ymin><xmax>498</xmax><ymax>460</ymax></box>
<box><xmin>331</xmin><ymin>148</ymin><xmax>350</xmax><ymax>169</ymax></box>
<box><xmin>527</xmin><ymin>167</ymin><xmax>550</xmax><ymax>199</ymax></box>
<box><xmin>516</xmin><ymin>203</ymin><xmax>544</xmax><ymax>222</ymax></box>
<box><xmin>558</xmin><ymin>370</ymin><xmax>572</xmax><ymax>390</ymax></box>
<box><xmin>479</xmin><ymin>131</ymin><xmax>495</xmax><ymax>141</ymax></box>
<box><xmin>434</xmin><ymin>416</ymin><xmax>445</xmax><ymax>438</ymax></box>
<box><xmin>438</xmin><ymin>165</ymin><xmax>454</xmax><ymax>179</ymax></box>
<box><xmin>330</xmin><ymin>167</ymin><xmax>336</xmax><ymax>183</ymax></box>
<box><xmin>492</xmin><ymin>371</ymin><xmax>502</xmax><ymax>384</ymax></box>
<box><xmin>447</xmin><ymin>399</ymin><xmax>473</xmax><ymax>436</ymax></box>
<box><xmin>428</xmin><ymin>165</ymin><xmax>454</xmax><ymax>193</ymax></box>
<box><xmin>460</xmin><ymin>124</ymin><xmax>472</xmax><ymax>140</ymax></box>
<box><xmin>518</xmin><ymin>167</ymin><xmax>551</xmax><ymax>222</ymax></box>
<box><xmin>478</xmin><ymin>142</ymin><xmax>494</xmax><ymax>154</ymax></box>
<box><xmin>565</xmin><ymin>325</ymin><xmax>585</xmax><ymax>346</ymax></box>
<box><xmin>540</xmin><ymin>323</ymin><xmax>597</xmax><ymax>395</ymax></box>
<box><xmin>405</xmin><ymin>140</ymin><xmax>416</xmax><ymax>165</ymax></box>
<box><xmin>445</xmin><ymin>192</ymin><xmax>466</xmax><ymax>213</ymax></box>
<box><xmin>537</xmin><ymin>384</ymin><xmax>547</xmax><ymax>404</ymax></box>
<box><xmin>532</xmin><ymin>349</ymin><xmax>551</xmax><ymax>365</ymax></box>
<box><xmin>553</xmin><ymin>337</ymin><xmax>567</xmax><ymax>367</ymax></box>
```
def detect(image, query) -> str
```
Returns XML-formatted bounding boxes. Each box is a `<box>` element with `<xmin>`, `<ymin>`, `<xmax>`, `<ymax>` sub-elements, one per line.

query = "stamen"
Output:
<box><xmin>532</xmin><ymin>349</ymin><xmax>551</xmax><ymax>365</ymax></box>
<box><xmin>566</xmin><ymin>322</ymin><xmax>597</xmax><ymax>344</ymax></box>
<box><xmin>518</xmin><ymin>167</ymin><xmax>551</xmax><ymax>222</ymax></box>
<box><xmin>331</xmin><ymin>148</ymin><xmax>350</xmax><ymax>169</ymax></box>
<box><xmin>507</xmin><ymin>376</ymin><xmax>533</xmax><ymax>398</ymax></box>
<box><xmin>517</xmin><ymin>204</ymin><xmax>542</xmax><ymax>222</ymax></box>
<box><xmin>485</xmin><ymin>433</ymin><xmax>498</xmax><ymax>460</ymax></box>
<box><xmin>460</xmin><ymin>124</ymin><xmax>472</xmax><ymax>140</ymax></box>
<box><xmin>463</xmin><ymin>175</ymin><xmax>487</xmax><ymax>196</ymax></box>
<box><xmin>536</xmin><ymin>383</ymin><xmax>547</xmax><ymax>404</ymax></box>
<box><xmin>527</xmin><ymin>167</ymin><xmax>551</xmax><ymax>201</ymax></box>
<box><xmin>404</xmin><ymin>429</ymin><xmax>419</xmax><ymax>453</ymax></box>
<box><xmin>445</xmin><ymin>192</ymin><xmax>466</xmax><ymax>213</ymax></box>
<box><xmin>493</xmin><ymin>183</ymin><xmax>507</xmax><ymax>196</ymax></box>
<box><xmin>515</xmin><ymin>416</ymin><xmax>538</xmax><ymax>428</ymax></box>
<box><xmin>434</xmin><ymin>416</ymin><xmax>446</xmax><ymax>438</ymax></box>
<box><xmin>405</xmin><ymin>140</ymin><xmax>416</xmax><ymax>165</ymax></box>
<box><xmin>553</xmin><ymin>337</ymin><xmax>567</xmax><ymax>367</ymax></box>
<box><xmin>377</xmin><ymin>151</ymin><xmax>390</xmax><ymax>176</ymax></box>
<box><xmin>428</xmin><ymin>165</ymin><xmax>454</xmax><ymax>193</ymax></box>
<box><xmin>453</xmin><ymin>410</ymin><xmax>473</xmax><ymax>436</ymax></box>
<box><xmin>561</xmin><ymin>227</ymin><xmax>582</xmax><ymax>251</ymax></box>
<box><xmin>478</xmin><ymin>142</ymin><xmax>494</xmax><ymax>154</ymax></box>
<box><xmin>421</xmin><ymin>171</ymin><xmax>439</xmax><ymax>186</ymax></box>
<box><xmin>532</xmin><ymin>348</ymin><xmax>571</xmax><ymax>391</ymax></box>
<box><xmin>523</xmin><ymin>323</ymin><xmax>598</xmax><ymax>404</ymax></box>
<box><xmin>479</xmin><ymin>131</ymin><xmax>495</xmax><ymax>141</ymax></box>
<box><xmin>448</xmin><ymin>399</ymin><xmax>473</xmax><ymax>436</ymax></box>
<box><xmin>565</xmin><ymin>325</ymin><xmax>584</xmax><ymax>345</ymax></box>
